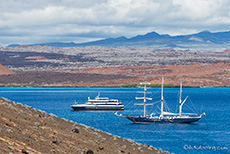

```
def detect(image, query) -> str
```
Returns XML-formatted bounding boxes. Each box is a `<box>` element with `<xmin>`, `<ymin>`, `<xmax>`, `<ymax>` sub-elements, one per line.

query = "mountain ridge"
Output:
<box><xmin>6</xmin><ymin>30</ymin><xmax>230</xmax><ymax>48</ymax></box>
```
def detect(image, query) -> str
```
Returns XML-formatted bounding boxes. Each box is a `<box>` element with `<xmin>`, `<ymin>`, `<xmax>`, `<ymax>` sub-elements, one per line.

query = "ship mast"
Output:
<box><xmin>179</xmin><ymin>81</ymin><xmax>188</xmax><ymax>116</ymax></box>
<box><xmin>143</xmin><ymin>83</ymin><xmax>147</xmax><ymax>117</ymax></box>
<box><xmin>160</xmin><ymin>77</ymin><xmax>164</xmax><ymax>117</ymax></box>
<box><xmin>136</xmin><ymin>82</ymin><xmax>152</xmax><ymax>117</ymax></box>
<box><xmin>179</xmin><ymin>81</ymin><xmax>182</xmax><ymax>116</ymax></box>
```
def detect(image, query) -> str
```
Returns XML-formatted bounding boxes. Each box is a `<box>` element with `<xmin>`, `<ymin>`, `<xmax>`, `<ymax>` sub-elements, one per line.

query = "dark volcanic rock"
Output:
<box><xmin>0</xmin><ymin>71</ymin><xmax>133</xmax><ymax>85</ymax></box>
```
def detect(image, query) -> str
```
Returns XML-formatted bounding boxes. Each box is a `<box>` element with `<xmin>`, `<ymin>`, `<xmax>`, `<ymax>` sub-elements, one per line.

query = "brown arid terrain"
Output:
<box><xmin>0</xmin><ymin>62</ymin><xmax>230</xmax><ymax>87</ymax></box>
<box><xmin>0</xmin><ymin>70</ymin><xmax>132</xmax><ymax>86</ymax></box>
<box><xmin>0</xmin><ymin>97</ymin><xmax>170</xmax><ymax>154</ymax></box>
<box><xmin>66</xmin><ymin>62</ymin><xmax>230</xmax><ymax>87</ymax></box>
<box><xmin>0</xmin><ymin>64</ymin><xmax>15</xmax><ymax>75</ymax></box>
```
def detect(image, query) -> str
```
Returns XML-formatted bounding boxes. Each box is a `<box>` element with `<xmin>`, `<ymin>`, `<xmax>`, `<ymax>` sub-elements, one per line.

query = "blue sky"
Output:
<box><xmin>0</xmin><ymin>0</ymin><xmax>230</xmax><ymax>45</ymax></box>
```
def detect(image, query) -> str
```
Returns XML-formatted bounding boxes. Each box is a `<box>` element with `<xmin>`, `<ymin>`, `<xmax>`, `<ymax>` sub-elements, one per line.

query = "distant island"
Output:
<box><xmin>0</xmin><ymin>45</ymin><xmax>230</xmax><ymax>87</ymax></box>
<box><xmin>1</xmin><ymin>29</ymin><xmax>230</xmax><ymax>87</ymax></box>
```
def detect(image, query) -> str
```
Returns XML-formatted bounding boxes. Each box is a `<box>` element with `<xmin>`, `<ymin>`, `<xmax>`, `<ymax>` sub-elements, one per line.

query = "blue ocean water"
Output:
<box><xmin>0</xmin><ymin>87</ymin><xmax>229</xmax><ymax>154</ymax></box>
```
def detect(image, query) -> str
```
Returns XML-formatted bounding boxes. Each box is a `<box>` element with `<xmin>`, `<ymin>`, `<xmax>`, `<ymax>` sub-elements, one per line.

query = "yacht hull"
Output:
<box><xmin>71</xmin><ymin>105</ymin><xmax>124</xmax><ymax>111</ymax></box>
<box><xmin>71</xmin><ymin>93</ymin><xmax>124</xmax><ymax>111</ymax></box>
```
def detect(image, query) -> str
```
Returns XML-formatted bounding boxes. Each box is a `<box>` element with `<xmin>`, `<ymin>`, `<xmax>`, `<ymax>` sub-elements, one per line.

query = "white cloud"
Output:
<box><xmin>172</xmin><ymin>0</ymin><xmax>219</xmax><ymax>19</ymax></box>
<box><xmin>0</xmin><ymin>0</ymin><xmax>230</xmax><ymax>45</ymax></box>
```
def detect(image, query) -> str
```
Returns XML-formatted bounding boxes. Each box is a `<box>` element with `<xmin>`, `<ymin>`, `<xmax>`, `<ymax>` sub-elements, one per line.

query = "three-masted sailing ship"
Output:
<box><xmin>115</xmin><ymin>78</ymin><xmax>205</xmax><ymax>124</ymax></box>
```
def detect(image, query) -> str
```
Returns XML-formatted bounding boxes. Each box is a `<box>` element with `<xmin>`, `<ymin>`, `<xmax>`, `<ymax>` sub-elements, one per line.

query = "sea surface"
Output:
<box><xmin>0</xmin><ymin>87</ymin><xmax>229</xmax><ymax>154</ymax></box>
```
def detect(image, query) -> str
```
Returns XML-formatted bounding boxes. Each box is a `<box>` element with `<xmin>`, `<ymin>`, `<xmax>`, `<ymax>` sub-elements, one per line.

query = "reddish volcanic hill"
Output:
<box><xmin>0</xmin><ymin>64</ymin><xmax>15</xmax><ymax>75</ymax></box>
<box><xmin>224</xmin><ymin>49</ymin><xmax>230</xmax><ymax>53</ymax></box>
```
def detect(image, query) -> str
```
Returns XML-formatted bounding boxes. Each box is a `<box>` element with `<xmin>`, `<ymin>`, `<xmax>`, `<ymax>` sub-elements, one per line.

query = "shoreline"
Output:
<box><xmin>1</xmin><ymin>85</ymin><xmax>230</xmax><ymax>88</ymax></box>
<box><xmin>0</xmin><ymin>97</ymin><xmax>170</xmax><ymax>154</ymax></box>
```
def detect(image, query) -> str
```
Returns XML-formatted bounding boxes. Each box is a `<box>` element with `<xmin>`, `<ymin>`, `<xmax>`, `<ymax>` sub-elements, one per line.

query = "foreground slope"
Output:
<box><xmin>0</xmin><ymin>97</ymin><xmax>170</xmax><ymax>154</ymax></box>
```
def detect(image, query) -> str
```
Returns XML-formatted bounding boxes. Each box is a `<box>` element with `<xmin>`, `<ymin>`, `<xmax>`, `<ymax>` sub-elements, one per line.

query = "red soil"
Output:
<box><xmin>0</xmin><ymin>64</ymin><xmax>15</xmax><ymax>75</ymax></box>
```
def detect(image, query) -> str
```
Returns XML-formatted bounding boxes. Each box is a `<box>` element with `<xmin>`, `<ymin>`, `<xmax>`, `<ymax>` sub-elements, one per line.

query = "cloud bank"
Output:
<box><xmin>0</xmin><ymin>0</ymin><xmax>230</xmax><ymax>45</ymax></box>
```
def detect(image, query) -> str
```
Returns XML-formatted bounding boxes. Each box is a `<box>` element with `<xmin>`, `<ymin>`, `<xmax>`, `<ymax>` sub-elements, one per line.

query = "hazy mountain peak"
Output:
<box><xmin>145</xmin><ymin>31</ymin><xmax>160</xmax><ymax>36</ymax></box>
<box><xmin>199</xmin><ymin>30</ymin><xmax>211</xmax><ymax>34</ymax></box>
<box><xmin>5</xmin><ymin>30</ymin><xmax>230</xmax><ymax>48</ymax></box>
